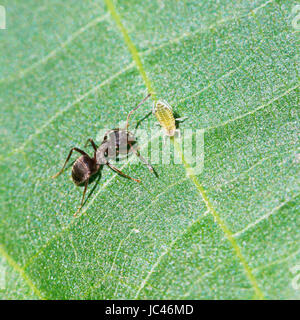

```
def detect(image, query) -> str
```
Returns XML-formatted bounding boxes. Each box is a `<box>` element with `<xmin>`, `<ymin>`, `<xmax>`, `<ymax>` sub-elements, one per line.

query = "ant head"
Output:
<box><xmin>71</xmin><ymin>155</ymin><xmax>99</xmax><ymax>185</ymax></box>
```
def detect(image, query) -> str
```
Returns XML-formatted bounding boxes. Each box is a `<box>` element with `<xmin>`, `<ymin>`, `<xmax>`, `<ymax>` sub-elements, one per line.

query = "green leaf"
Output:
<box><xmin>0</xmin><ymin>0</ymin><xmax>299</xmax><ymax>299</ymax></box>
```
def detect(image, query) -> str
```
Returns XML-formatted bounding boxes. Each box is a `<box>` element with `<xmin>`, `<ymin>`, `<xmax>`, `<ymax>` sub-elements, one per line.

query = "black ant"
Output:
<box><xmin>52</xmin><ymin>93</ymin><xmax>153</xmax><ymax>215</ymax></box>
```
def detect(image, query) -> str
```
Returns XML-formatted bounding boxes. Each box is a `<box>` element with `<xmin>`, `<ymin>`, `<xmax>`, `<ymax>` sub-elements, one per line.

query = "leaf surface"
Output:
<box><xmin>0</xmin><ymin>0</ymin><xmax>299</xmax><ymax>299</ymax></box>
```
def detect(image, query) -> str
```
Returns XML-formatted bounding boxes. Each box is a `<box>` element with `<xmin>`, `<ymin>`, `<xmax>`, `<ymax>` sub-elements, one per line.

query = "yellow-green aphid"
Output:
<box><xmin>153</xmin><ymin>100</ymin><xmax>185</xmax><ymax>137</ymax></box>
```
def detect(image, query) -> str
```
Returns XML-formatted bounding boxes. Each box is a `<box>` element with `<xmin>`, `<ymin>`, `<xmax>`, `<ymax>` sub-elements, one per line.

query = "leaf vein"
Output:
<box><xmin>231</xmin><ymin>193</ymin><xmax>300</xmax><ymax>239</ymax></box>
<box><xmin>0</xmin><ymin>244</ymin><xmax>45</xmax><ymax>300</ymax></box>
<box><xmin>0</xmin><ymin>14</ymin><xmax>110</xmax><ymax>84</ymax></box>
<box><xmin>253</xmin><ymin>248</ymin><xmax>300</xmax><ymax>272</ymax></box>
<box><xmin>205</xmin><ymin>84</ymin><xmax>299</xmax><ymax>132</ymax></box>
<box><xmin>135</xmin><ymin>210</ymin><xmax>210</xmax><ymax>298</ymax></box>
<box><xmin>1</xmin><ymin>63</ymin><xmax>135</xmax><ymax>161</ymax></box>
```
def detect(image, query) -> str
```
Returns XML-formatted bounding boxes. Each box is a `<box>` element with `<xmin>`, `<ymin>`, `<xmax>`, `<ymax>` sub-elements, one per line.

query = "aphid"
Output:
<box><xmin>52</xmin><ymin>94</ymin><xmax>153</xmax><ymax>215</ymax></box>
<box><xmin>153</xmin><ymin>100</ymin><xmax>185</xmax><ymax>137</ymax></box>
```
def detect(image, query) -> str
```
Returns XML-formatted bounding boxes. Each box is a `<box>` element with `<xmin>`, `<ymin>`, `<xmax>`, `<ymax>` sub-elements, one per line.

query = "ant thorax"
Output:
<box><xmin>95</xmin><ymin>141</ymin><xmax>109</xmax><ymax>165</ymax></box>
<box><xmin>96</xmin><ymin>129</ymin><xmax>137</xmax><ymax>164</ymax></box>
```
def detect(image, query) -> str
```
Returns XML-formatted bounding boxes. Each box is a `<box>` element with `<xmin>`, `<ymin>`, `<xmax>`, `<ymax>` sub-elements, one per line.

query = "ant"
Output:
<box><xmin>52</xmin><ymin>93</ymin><xmax>153</xmax><ymax>216</ymax></box>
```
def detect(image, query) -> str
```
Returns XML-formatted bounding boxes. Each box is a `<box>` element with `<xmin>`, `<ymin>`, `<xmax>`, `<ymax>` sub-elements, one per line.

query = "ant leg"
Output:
<box><xmin>85</xmin><ymin>138</ymin><xmax>98</xmax><ymax>151</ymax></box>
<box><xmin>74</xmin><ymin>179</ymin><xmax>89</xmax><ymax>216</ymax></box>
<box><xmin>128</xmin><ymin>143</ymin><xmax>154</xmax><ymax>173</ymax></box>
<box><xmin>106</xmin><ymin>162</ymin><xmax>141</xmax><ymax>183</ymax></box>
<box><xmin>125</xmin><ymin>93</ymin><xmax>151</xmax><ymax>129</ymax></box>
<box><xmin>85</xmin><ymin>138</ymin><xmax>98</xmax><ymax>159</ymax></box>
<box><xmin>52</xmin><ymin>147</ymin><xmax>88</xmax><ymax>179</ymax></box>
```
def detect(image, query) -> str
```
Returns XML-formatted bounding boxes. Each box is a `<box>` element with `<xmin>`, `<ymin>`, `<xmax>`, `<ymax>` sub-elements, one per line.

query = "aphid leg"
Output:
<box><xmin>175</xmin><ymin>116</ymin><xmax>188</xmax><ymax>122</ymax></box>
<box><xmin>52</xmin><ymin>147</ymin><xmax>88</xmax><ymax>179</ymax></box>
<box><xmin>125</xmin><ymin>93</ymin><xmax>151</xmax><ymax>129</ymax></box>
<box><xmin>163</xmin><ymin>133</ymin><xmax>167</xmax><ymax>145</ymax></box>
<box><xmin>175</xmin><ymin>129</ymin><xmax>181</xmax><ymax>139</ymax></box>
<box><xmin>74</xmin><ymin>179</ymin><xmax>89</xmax><ymax>216</ymax></box>
<box><xmin>129</xmin><ymin>143</ymin><xmax>154</xmax><ymax>173</ymax></box>
<box><xmin>106</xmin><ymin>162</ymin><xmax>141</xmax><ymax>183</ymax></box>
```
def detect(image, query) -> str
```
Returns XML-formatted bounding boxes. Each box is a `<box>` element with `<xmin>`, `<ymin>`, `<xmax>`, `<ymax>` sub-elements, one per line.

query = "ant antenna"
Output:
<box><xmin>125</xmin><ymin>93</ymin><xmax>151</xmax><ymax>129</ymax></box>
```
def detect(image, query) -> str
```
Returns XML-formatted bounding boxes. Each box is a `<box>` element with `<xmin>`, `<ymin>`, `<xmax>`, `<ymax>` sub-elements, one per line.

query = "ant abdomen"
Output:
<box><xmin>71</xmin><ymin>155</ymin><xmax>99</xmax><ymax>185</ymax></box>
